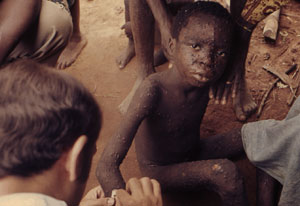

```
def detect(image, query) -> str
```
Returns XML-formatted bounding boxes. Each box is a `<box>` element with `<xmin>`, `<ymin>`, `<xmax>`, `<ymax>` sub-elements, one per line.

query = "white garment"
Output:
<box><xmin>0</xmin><ymin>193</ymin><xmax>67</xmax><ymax>206</ymax></box>
<box><xmin>242</xmin><ymin>96</ymin><xmax>300</xmax><ymax>206</ymax></box>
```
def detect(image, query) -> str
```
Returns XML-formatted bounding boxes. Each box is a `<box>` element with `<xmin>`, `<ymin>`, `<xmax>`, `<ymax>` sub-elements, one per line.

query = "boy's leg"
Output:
<box><xmin>116</xmin><ymin>0</ymin><xmax>136</xmax><ymax>70</ymax></box>
<box><xmin>198</xmin><ymin>128</ymin><xmax>278</xmax><ymax>206</ymax></box>
<box><xmin>196</xmin><ymin>128</ymin><xmax>245</xmax><ymax>160</ymax></box>
<box><xmin>140</xmin><ymin>159</ymin><xmax>248</xmax><ymax>206</ymax></box>
<box><xmin>56</xmin><ymin>0</ymin><xmax>87</xmax><ymax>69</ymax></box>
<box><xmin>118</xmin><ymin>0</ymin><xmax>155</xmax><ymax>114</ymax></box>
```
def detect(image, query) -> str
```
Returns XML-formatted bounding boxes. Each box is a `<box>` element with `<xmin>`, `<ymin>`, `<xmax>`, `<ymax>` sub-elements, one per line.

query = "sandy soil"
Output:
<box><xmin>65</xmin><ymin>1</ymin><xmax>300</xmax><ymax>205</ymax></box>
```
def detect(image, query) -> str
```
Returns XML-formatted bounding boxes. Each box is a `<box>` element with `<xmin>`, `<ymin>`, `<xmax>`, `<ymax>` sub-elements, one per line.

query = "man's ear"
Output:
<box><xmin>65</xmin><ymin>135</ymin><xmax>88</xmax><ymax>182</ymax></box>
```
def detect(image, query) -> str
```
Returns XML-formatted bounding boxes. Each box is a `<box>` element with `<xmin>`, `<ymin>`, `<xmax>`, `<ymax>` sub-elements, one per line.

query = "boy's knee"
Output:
<box><xmin>212</xmin><ymin>159</ymin><xmax>244</xmax><ymax>195</ymax></box>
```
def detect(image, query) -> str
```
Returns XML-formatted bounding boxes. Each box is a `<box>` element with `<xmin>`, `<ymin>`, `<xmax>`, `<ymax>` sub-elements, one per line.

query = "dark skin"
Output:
<box><xmin>117</xmin><ymin>0</ymin><xmax>257</xmax><ymax>122</ymax></box>
<box><xmin>0</xmin><ymin>0</ymin><xmax>85</xmax><ymax>68</ymax></box>
<box><xmin>115</xmin><ymin>0</ymin><xmax>169</xmax><ymax>70</ymax></box>
<box><xmin>56</xmin><ymin>0</ymin><xmax>87</xmax><ymax>70</ymax></box>
<box><xmin>98</xmin><ymin>15</ymin><xmax>249</xmax><ymax>205</ymax></box>
<box><xmin>0</xmin><ymin>0</ymin><xmax>41</xmax><ymax>65</ymax></box>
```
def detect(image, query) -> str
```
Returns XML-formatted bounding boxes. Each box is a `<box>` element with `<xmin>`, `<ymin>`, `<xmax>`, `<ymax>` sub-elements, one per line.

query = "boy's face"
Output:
<box><xmin>173</xmin><ymin>14</ymin><xmax>233</xmax><ymax>87</ymax></box>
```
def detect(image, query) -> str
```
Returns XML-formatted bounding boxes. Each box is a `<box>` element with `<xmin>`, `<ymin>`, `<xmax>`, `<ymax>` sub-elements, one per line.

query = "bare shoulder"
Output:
<box><xmin>126</xmin><ymin>75</ymin><xmax>162</xmax><ymax>117</ymax></box>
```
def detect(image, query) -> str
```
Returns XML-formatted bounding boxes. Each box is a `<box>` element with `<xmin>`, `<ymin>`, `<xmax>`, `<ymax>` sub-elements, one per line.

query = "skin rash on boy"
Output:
<box><xmin>98</xmin><ymin>3</ymin><xmax>249</xmax><ymax>205</ymax></box>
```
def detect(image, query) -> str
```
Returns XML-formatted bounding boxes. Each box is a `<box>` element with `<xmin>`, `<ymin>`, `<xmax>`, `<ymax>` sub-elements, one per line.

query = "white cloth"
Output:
<box><xmin>242</xmin><ymin>97</ymin><xmax>300</xmax><ymax>206</ymax></box>
<box><xmin>0</xmin><ymin>193</ymin><xmax>67</xmax><ymax>206</ymax></box>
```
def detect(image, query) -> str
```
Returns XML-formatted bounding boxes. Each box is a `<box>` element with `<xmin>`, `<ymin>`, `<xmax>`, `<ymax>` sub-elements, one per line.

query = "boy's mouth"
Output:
<box><xmin>191</xmin><ymin>73</ymin><xmax>210</xmax><ymax>82</ymax></box>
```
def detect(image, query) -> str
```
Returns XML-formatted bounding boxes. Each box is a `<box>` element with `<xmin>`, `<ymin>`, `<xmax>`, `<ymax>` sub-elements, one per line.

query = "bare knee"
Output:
<box><xmin>210</xmin><ymin>159</ymin><xmax>244</xmax><ymax>197</ymax></box>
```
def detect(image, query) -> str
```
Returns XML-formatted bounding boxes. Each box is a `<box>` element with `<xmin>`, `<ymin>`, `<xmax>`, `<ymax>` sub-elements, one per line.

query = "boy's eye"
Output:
<box><xmin>191</xmin><ymin>44</ymin><xmax>201</xmax><ymax>51</ymax></box>
<box><xmin>217</xmin><ymin>50</ymin><xmax>226</xmax><ymax>57</ymax></box>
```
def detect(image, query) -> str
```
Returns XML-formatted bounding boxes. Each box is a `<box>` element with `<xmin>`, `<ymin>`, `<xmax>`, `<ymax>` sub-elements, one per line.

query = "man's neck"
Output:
<box><xmin>0</xmin><ymin>174</ymin><xmax>54</xmax><ymax>196</ymax></box>
<box><xmin>0</xmin><ymin>163</ymin><xmax>67</xmax><ymax>202</ymax></box>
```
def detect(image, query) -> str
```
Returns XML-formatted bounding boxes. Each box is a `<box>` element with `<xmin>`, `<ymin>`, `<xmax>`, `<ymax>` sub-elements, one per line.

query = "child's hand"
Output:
<box><xmin>114</xmin><ymin>177</ymin><xmax>162</xmax><ymax>206</ymax></box>
<box><xmin>80</xmin><ymin>186</ymin><xmax>116</xmax><ymax>206</ymax></box>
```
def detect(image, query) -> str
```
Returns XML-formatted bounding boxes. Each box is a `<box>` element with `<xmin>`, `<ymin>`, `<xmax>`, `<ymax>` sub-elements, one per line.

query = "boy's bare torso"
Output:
<box><xmin>134</xmin><ymin>70</ymin><xmax>209</xmax><ymax>167</ymax></box>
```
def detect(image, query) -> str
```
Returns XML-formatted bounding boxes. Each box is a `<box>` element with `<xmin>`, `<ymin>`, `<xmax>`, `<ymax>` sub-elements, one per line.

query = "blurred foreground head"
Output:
<box><xmin>0</xmin><ymin>60</ymin><xmax>101</xmax><ymax>205</ymax></box>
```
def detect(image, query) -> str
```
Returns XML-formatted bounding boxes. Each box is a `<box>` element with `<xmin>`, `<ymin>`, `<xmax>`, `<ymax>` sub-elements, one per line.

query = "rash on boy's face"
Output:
<box><xmin>173</xmin><ymin>14</ymin><xmax>233</xmax><ymax>87</ymax></box>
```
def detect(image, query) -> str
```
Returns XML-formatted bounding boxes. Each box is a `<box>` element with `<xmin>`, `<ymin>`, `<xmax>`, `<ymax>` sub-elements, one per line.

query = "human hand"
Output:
<box><xmin>114</xmin><ymin>177</ymin><xmax>163</xmax><ymax>206</ymax></box>
<box><xmin>79</xmin><ymin>186</ymin><xmax>116</xmax><ymax>206</ymax></box>
<box><xmin>209</xmin><ymin>67</ymin><xmax>239</xmax><ymax>105</ymax></box>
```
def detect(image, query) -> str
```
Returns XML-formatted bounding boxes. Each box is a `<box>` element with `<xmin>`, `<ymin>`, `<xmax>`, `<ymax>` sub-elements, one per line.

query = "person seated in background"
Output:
<box><xmin>0</xmin><ymin>0</ymin><xmax>86</xmax><ymax>69</ymax></box>
<box><xmin>0</xmin><ymin>60</ymin><xmax>162</xmax><ymax>206</ymax></box>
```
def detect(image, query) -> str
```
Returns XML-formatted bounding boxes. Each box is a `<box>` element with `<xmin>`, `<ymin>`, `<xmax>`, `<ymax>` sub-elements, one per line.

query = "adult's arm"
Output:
<box><xmin>0</xmin><ymin>0</ymin><xmax>41</xmax><ymax>65</ymax></box>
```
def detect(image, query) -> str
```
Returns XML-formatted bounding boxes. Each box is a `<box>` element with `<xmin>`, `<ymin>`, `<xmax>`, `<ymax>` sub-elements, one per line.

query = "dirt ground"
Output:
<box><xmin>65</xmin><ymin>1</ymin><xmax>300</xmax><ymax>205</ymax></box>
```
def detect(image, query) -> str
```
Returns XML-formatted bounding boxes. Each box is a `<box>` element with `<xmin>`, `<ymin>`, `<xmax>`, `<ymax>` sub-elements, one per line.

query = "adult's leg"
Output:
<box><xmin>116</xmin><ymin>0</ymin><xmax>136</xmax><ymax>70</ymax></box>
<box><xmin>0</xmin><ymin>0</ymin><xmax>41</xmax><ymax>65</ymax></box>
<box><xmin>118</xmin><ymin>0</ymin><xmax>155</xmax><ymax>114</ymax></box>
<box><xmin>56</xmin><ymin>0</ymin><xmax>87</xmax><ymax>69</ymax></box>
<box><xmin>256</xmin><ymin>168</ymin><xmax>279</xmax><ymax>206</ymax></box>
<box><xmin>7</xmin><ymin>0</ymin><xmax>73</xmax><ymax>67</ymax></box>
<box><xmin>141</xmin><ymin>159</ymin><xmax>248</xmax><ymax>206</ymax></box>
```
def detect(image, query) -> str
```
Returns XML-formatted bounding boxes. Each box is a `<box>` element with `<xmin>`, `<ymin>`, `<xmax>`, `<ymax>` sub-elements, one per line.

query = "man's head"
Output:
<box><xmin>0</xmin><ymin>60</ymin><xmax>101</xmax><ymax>205</ymax></box>
<box><xmin>169</xmin><ymin>1</ymin><xmax>235</xmax><ymax>87</ymax></box>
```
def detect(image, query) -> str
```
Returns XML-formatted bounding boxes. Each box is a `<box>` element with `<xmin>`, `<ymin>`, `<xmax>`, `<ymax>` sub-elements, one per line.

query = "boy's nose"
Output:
<box><xmin>196</xmin><ymin>46</ymin><xmax>213</xmax><ymax>66</ymax></box>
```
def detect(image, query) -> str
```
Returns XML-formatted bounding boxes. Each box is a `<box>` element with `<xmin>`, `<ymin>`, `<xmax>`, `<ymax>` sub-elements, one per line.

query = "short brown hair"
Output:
<box><xmin>0</xmin><ymin>60</ymin><xmax>101</xmax><ymax>177</ymax></box>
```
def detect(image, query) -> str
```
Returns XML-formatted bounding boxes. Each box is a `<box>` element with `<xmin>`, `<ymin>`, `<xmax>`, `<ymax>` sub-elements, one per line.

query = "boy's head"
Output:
<box><xmin>0</xmin><ymin>60</ymin><xmax>101</xmax><ymax>205</ymax></box>
<box><xmin>170</xmin><ymin>1</ymin><xmax>235</xmax><ymax>87</ymax></box>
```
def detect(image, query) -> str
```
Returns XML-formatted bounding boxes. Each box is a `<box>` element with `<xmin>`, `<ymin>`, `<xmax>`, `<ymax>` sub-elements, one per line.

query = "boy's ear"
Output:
<box><xmin>167</xmin><ymin>37</ymin><xmax>176</xmax><ymax>61</ymax></box>
<box><xmin>65</xmin><ymin>135</ymin><xmax>88</xmax><ymax>182</ymax></box>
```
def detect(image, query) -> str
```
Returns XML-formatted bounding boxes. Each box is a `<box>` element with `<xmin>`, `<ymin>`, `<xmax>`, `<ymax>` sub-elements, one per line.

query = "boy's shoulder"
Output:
<box><xmin>140</xmin><ymin>72</ymin><xmax>164</xmax><ymax>93</ymax></box>
<box><xmin>129</xmin><ymin>73</ymin><xmax>164</xmax><ymax>113</ymax></box>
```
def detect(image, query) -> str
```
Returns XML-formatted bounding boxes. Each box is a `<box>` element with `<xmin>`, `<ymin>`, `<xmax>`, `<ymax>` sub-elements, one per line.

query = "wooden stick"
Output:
<box><xmin>262</xmin><ymin>65</ymin><xmax>297</xmax><ymax>89</ymax></box>
<box><xmin>257</xmin><ymin>64</ymin><xmax>297</xmax><ymax>117</ymax></box>
<box><xmin>287</xmin><ymin>69</ymin><xmax>299</xmax><ymax>106</ymax></box>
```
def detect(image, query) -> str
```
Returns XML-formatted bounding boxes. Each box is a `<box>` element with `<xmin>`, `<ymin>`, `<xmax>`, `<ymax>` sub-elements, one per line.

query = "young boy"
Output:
<box><xmin>97</xmin><ymin>2</ymin><xmax>249</xmax><ymax>205</ymax></box>
<box><xmin>118</xmin><ymin>0</ymin><xmax>290</xmax><ymax>121</ymax></box>
<box><xmin>0</xmin><ymin>60</ymin><xmax>162</xmax><ymax>206</ymax></box>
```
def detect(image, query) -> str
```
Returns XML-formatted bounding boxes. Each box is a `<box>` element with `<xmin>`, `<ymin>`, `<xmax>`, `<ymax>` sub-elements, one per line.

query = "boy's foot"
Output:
<box><xmin>234</xmin><ymin>84</ymin><xmax>257</xmax><ymax>121</ymax></box>
<box><xmin>56</xmin><ymin>33</ymin><xmax>87</xmax><ymax>69</ymax></box>
<box><xmin>116</xmin><ymin>40</ymin><xmax>135</xmax><ymax>69</ymax></box>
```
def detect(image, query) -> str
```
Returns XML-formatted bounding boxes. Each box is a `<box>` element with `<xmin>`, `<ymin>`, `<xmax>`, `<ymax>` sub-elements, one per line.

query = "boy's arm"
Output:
<box><xmin>0</xmin><ymin>0</ymin><xmax>41</xmax><ymax>65</ymax></box>
<box><xmin>97</xmin><ymin>79</ymin><xmax>160</xmax><ymax>196</ymax></box>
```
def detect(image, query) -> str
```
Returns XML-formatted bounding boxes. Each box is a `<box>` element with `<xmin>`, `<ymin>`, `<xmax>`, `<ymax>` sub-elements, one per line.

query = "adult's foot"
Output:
<box><xmin>116</xmin><ymin>39</ymin><xmax>135</xmax><ymax>69</ymax></box>
<box><xmin>56</xmin><ymin>33</ymin><xmax>87</xmax><ymax>69</ymax></box>
<box><xmin>234</xmin><ymin>82</ymin><xmax>257</xmax><ymax>121</ymax></box>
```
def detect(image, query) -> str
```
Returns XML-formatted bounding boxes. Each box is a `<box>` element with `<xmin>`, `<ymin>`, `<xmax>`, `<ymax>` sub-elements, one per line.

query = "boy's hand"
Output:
<box><xmin>80</xmin><ymin>186</ymin><xmax>116</xmax><ymax>206</ymax></box>
<box><xmin>114</xmin><ymin>177</ymin><xmax>163</xmax><ymax>206</ymax></box>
